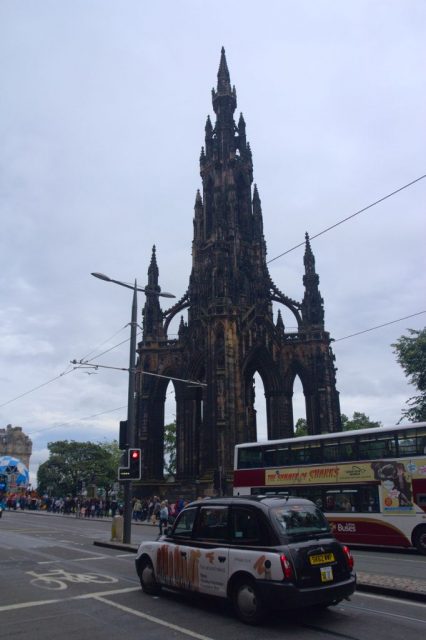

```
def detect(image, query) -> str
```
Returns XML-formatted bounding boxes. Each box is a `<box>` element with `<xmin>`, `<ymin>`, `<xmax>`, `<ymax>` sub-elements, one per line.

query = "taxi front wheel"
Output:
<box><xmin>232</xmin><ymin>577</ymin><xmax>267</xmax><ymax>625</ymax></box>
<box><xmin>139</xmin><ymin>558</ymin><xmax>161</xmax><ymax>595</ymax></box>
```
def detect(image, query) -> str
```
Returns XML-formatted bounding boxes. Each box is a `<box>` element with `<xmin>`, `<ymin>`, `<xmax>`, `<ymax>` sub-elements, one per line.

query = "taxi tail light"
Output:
<box><xmin>280</xmin><ymin>554</ymin><xmax>294</xmax><ymax>580</ymax></box>
<box><xmin>342</xmin><ymin>545</ymin><xmax>354</xmax><ymax>570</ymax></box>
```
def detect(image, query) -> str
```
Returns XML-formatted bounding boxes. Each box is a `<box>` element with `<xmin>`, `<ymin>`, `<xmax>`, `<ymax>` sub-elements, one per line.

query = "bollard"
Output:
<box><xmin>110</xmin><ymin>515</ymin><xmax>123</xmax><ymax>542</ymax></box>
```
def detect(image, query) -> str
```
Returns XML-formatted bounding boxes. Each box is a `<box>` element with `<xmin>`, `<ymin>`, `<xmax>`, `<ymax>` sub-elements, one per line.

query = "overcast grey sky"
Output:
<box><xmin>1</xmin><ymin>1</ymin><xmax>425</xmax><ymax>486</ymax></box>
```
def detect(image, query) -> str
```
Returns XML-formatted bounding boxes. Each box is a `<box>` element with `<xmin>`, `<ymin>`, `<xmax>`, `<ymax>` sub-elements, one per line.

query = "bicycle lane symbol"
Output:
<box><xmin>26</xmin><ymin>569</ymin><xmax>118</xmax><ymax>591</ymax></box>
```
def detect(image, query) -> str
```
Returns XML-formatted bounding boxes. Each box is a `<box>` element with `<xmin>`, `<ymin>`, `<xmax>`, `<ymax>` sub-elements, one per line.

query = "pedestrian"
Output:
<box><xmin>159</xmin><ymin>501</ymin><xmax>169</xmax><ymax>536</ymax></box>
<box><xmin>151</xmin><ymin>496</ymin><xmax>161</xmax><ymax>524</ymax></box>
<box><xmin>133</xmin><ymin>498</ymin><xmax>142</xmax><ymax>521</ymax></box>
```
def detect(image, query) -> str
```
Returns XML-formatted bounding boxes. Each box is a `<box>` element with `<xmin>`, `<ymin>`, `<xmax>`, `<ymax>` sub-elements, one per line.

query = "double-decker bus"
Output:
<box><xmin>233</xmin><ymin>422</ymin><xmax>426</xmax><ymax>554</ymax></box>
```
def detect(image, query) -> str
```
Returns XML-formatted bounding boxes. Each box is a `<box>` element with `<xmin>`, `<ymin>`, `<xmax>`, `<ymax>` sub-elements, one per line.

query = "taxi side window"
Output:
<box><xmin>195</xmin><ymin>506</ymin><xmax>229</xmax><ymax>541</ymax></box>
<box><xmin>231</xmin><ymin>508</ymin><xmax>263</xmax><ymax>545</ymax></box>
<box><xmin>172</xmin><ymin>507</ymin><xmax>197</xmax><ymax>539</ymax></box>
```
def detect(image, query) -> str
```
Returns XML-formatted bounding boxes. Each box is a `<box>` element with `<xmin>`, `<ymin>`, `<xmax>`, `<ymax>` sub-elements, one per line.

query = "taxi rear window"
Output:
<box><xmin>271</xmin><ymin>504</ymin><xmax>330</xmax><ymax>536</ymax></box>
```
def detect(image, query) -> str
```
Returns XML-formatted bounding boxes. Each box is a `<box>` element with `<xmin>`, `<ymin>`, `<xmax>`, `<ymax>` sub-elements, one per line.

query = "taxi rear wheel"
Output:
<box><xmin>232</xmin><ymin>577</ymin><xmax>266</xmax><ymax>625</ymax></box>
<box><xmin>139</xmin><ymin>557</ymin><xmax>161</xmax><ymax>595</ymax></box>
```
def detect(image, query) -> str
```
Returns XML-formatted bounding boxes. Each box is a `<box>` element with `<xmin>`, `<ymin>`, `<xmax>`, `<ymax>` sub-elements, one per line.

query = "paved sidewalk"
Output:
<box><xmin>355</xmin><ymin>570</ymin><xmax>426</xmax><ymax>602</ymax></box>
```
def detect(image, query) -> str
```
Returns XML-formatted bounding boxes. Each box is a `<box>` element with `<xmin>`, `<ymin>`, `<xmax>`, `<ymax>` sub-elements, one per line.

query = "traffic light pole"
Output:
<box><xmin>122</xmin><ymin>281</ymin><xmax>137</xmax><ymax>545</ymax></box>
<box><xmin>91</xmin><ymin>271</ymin><xmax>176</xmax><ymax>545</ymax></box>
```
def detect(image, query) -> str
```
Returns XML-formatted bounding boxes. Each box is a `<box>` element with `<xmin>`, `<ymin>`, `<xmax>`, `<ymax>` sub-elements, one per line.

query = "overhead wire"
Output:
<box><xmin>1</xmin><ymin>174</ymin><xmax>425</xmax><ymax>411</ymax></box>
<box><xmin>0</xmin><ymin>324</ymin><xmax>138</xmax><ymax>409</ymax></box>
<box><xmin>267</xmin><ymin>173</ymin><xmax>426</xmax><ymax>264</ymax></box>
<box><xmin>79</xmin><ymin>324</ymin><xmax>129</xmax><ymax>361</ymax></box>
<box><xmin>334</xmin><ymin>311</ymin><xmax>426</xmax><ymax>342</ymax></box>
<box><xmin>27</xmin><ymin>406</ymin><xmax>127</xmax><ymax>437</ymax></box>
<box><xmin>0</xmin><ymin>369</ymin><xmax>76</xmax><ymax>410</ymax></box>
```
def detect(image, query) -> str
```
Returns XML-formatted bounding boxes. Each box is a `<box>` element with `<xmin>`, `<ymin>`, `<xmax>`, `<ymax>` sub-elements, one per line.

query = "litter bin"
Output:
<box><xmin>111</xmin><ymin>515</ymin><xmax>123</xmax><ymax>542</ymax></box>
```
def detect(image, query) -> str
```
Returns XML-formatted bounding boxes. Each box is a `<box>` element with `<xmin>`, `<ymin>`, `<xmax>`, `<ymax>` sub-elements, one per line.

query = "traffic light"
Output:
<box><xmin>119</xmin><ymin>420</ymin><xmax>128</xmax><ymax>450</ymax></box>
<box><xmin>129</xmin><ymin>449</ymin><xmax>141</xmax><ymax>479</ymax></box>
<box><xmin>118</xmin><ymin>448</ymin><xmax>141</xmax><ymax>481</ymax></box>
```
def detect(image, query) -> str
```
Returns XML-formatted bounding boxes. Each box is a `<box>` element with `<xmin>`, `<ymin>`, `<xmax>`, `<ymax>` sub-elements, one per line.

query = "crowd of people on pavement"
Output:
<box><xmin>2</xmin><ymin>492</ymin><xmax>199</xmax><ymax>536</ymax></box>
<box><xmin>132</xmin><ymin>495</ymin><xmax>196</xmax><ymax>535</ymax></box>
<box><xmin>2</xmin><ymin>494</ymin><xmax>124</xmax><ymax>517</ymax></box>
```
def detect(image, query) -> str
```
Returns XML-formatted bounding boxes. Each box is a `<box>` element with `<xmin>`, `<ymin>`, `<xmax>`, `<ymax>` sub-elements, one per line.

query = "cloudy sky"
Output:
<box><xmin>1</xmin><ymin>1</ymin><xmax>425</xmax><ymax>486</ymax></box>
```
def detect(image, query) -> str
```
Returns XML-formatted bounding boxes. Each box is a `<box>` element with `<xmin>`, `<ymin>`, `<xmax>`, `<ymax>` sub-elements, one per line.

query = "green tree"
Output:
<box><xmin>37</xmin><ymin>440</ymin><xmax>120</xmax><ymax>497</ymax></box>
<box><xmin>341</xmin><ymin>412</ymin><xmax>381</xmax><ymax>431</ymax></box>
<box><xmin>294</xmin><ymin>418</ymin><xmax>308</xmax><ymax>437</ymax></box>
<box><xmin>294</xmin><ymin>412</ymin><xmax>380</xmax><ymax>436</ymax></box>
<box><xmin>392</xmin><ymin>327</ymin><xmax>426</xmax><ymax>422</ymax></box>
<box><xmin>164</xmin><ymin>422</ymin><xmax>176</xmax><ymax>476</ymax></box>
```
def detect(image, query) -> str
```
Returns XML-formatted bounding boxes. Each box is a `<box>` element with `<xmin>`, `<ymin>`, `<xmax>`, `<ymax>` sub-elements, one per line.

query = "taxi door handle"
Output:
<box><xmin>218</xmin><ymin>556</ymin><xmax>226</xmax><ymax>562</ymax></box>
<box><xmin>181</xmin><ymin>551</ymin><xmax>187</xmax><ymax>558</ymax></box>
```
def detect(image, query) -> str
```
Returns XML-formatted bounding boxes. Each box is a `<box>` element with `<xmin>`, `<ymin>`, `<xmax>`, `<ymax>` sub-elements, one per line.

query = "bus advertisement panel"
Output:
<box><xmin>233</xmin><ymin>423</ymin><xmax>426</xmax><ymax>553</ymax></box>
<box><xmin>263</xmin><ymin>458</ymin><xmax>425</xmax><ymax>514</ymax></box>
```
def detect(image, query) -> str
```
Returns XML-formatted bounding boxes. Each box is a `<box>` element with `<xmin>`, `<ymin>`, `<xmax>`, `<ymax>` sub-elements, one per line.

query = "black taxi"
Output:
<box><xmin>135</xmin><ymin>496</ymin><xmax>356</xmax><ymax>624</ymax></box>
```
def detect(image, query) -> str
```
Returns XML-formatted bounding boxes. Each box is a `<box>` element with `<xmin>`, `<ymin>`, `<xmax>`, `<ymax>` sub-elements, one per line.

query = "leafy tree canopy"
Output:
<box><xmin>392</xmin><ymin>327</ymin><xmax>426</xmax><ymax>422</ymax></box>
<box><xmin>295</xmin><ymin>418</ymin><xmax>308</xmax><ymax>437</ymax></box>
<box><xmin>37</xmin><ymin>440</ymin><xmax>121</xmax><ymax>497</ymax></box>
<box><xmin>341</xmin><ymin>412</ymin><xmax>382</xmax><ymax>430</ymax></box>
<box><xmin>294</xmin><ymin>412</ymin><xmax>380</xmax><ymax>436</ymax></box>
<box><xmin>164</xmin><ymin>422</ymin><xmax>176</xmax><ymax>476</ymax></box>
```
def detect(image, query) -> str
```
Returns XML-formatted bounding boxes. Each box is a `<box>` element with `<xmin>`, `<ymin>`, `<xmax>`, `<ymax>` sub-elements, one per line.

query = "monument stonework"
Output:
<box><xmin>134</xmin><ymin>49</ymin><xmax>341</xmax><ymax>495</ymax></box>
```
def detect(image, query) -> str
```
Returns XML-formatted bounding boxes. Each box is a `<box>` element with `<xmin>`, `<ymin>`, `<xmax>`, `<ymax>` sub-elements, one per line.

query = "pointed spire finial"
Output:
<box><xmin>304</xmin><ymin>233</ymin><xmax>315</xmax><ymax>274</ymax></box>
<box><xmin>276</xmin><ymin>309</ymin><xmax>285</xmax><ymax>333</ymax></box>
<box><xmin>148</xmin><ymin>244</ymin><xmax>159</xmax><ymax>285</ymax></box>
<box><xmin>217</xmin><ymin>46</ymin><xmax>231</xmax><ymax>94</ymax></box>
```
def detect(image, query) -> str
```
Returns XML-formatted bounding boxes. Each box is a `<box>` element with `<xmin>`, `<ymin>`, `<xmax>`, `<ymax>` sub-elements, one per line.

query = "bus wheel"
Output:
<box><xmin>413</xmin><ymin>526</ymin><xmax>426</xmax><ymax>555</ymax></box>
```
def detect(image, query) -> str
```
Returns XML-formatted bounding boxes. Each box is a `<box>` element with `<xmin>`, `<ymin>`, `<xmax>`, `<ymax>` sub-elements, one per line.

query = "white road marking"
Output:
<box><xmin>69</xmin><ymin>556</ymin><xmax>107</xmax><ymax>561</ymax></box>
<box><xmin>0</xmin><ymin>587</ymin><xmax>139</xmax><ymax>613</ymax></box>
<box><xmin>0</xmin><ymin>598</ymin><xmax>63</xmax><ymax>612</ymax></box>
<box><xmin>356</xmin><ymin>556</ymin><xmax>424</xmax><ymax>566</ymax></box>
<box><xmin>0</xmin><ymin>586</ymin><xmax>214</xmax><ymax>639</ymax></box>
<box><xmin>37</xmin><ymin>552</ymin><xmax>108</xmax><ymax>564</ymax></box>
<box><xmin>357</xmin><ymin>591</ymin><xmax>426</xmax><ymax>608</ymax></box>
<box><xmin>93</xmin><ymin>595</ymin><xmax>215</xmax><ymax>640</ymax></box>
<box><xmin>75</xmin><ymin>586</ymin><xmax>140</xmax><ymax>598</ymax></box>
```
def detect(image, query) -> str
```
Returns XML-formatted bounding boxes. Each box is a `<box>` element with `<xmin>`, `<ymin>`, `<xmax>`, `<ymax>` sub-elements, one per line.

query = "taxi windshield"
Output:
<box><xmin>271</xmin><ymin>504</ymin><xmax>330</xmax><ymax>537</ymax></box>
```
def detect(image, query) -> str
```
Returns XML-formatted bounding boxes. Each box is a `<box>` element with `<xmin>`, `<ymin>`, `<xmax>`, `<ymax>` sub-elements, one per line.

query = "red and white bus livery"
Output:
<box><xmin>233</xmin><ymin>422</ymin><xmax>426</xmax><ymax>554</ymax></box>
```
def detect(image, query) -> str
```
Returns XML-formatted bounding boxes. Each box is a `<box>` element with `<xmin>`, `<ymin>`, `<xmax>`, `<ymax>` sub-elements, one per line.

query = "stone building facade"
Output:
<box><xmin>134</xmin><ymin>49</ymin><xmax>341</xmax><ymax>495</ymax></box>
<box><xmin>0</xmin><ymin>424</ymin><xmax>32</xmax><ymax>468</ymax></box>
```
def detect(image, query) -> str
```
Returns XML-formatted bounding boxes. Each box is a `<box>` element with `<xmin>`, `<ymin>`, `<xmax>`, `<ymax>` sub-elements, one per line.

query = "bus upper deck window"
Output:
<box><xmin>397</xmin><ymin>430</ymin><xmax>418</xmax><ymax>456</ymax></box>
<box><xmin>238</xmin><ymin>449</ymin><xmax>262</xmax><ymax>469</ymax></box>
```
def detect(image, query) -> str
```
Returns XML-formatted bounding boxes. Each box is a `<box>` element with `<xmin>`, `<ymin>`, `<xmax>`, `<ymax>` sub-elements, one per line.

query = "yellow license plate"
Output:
<box><xmin>309</xmin><ymin>553</ymin><xmax>335</xmax><ymax>565</ymax></box>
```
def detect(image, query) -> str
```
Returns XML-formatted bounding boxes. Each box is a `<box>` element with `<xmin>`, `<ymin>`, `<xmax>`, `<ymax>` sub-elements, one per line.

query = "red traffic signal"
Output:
<box><xmin>118</xmin><ymin>447</ymin><xmax>142</xmax><ymax>481</ymax></box>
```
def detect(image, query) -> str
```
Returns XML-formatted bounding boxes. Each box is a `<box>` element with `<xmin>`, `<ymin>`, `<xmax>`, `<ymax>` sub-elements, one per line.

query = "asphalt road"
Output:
<box><xmin>1</xmin><ymin>511</ymin><xmax>425</xmax><ymax>640</ymax></box>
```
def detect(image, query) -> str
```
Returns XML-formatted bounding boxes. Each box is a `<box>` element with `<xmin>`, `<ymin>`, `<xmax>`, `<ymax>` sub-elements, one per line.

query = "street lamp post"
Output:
<box><xmin>91</xmin><ymin>272</ymin><xmax>175</xmax><ymax>544</ymax></box>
